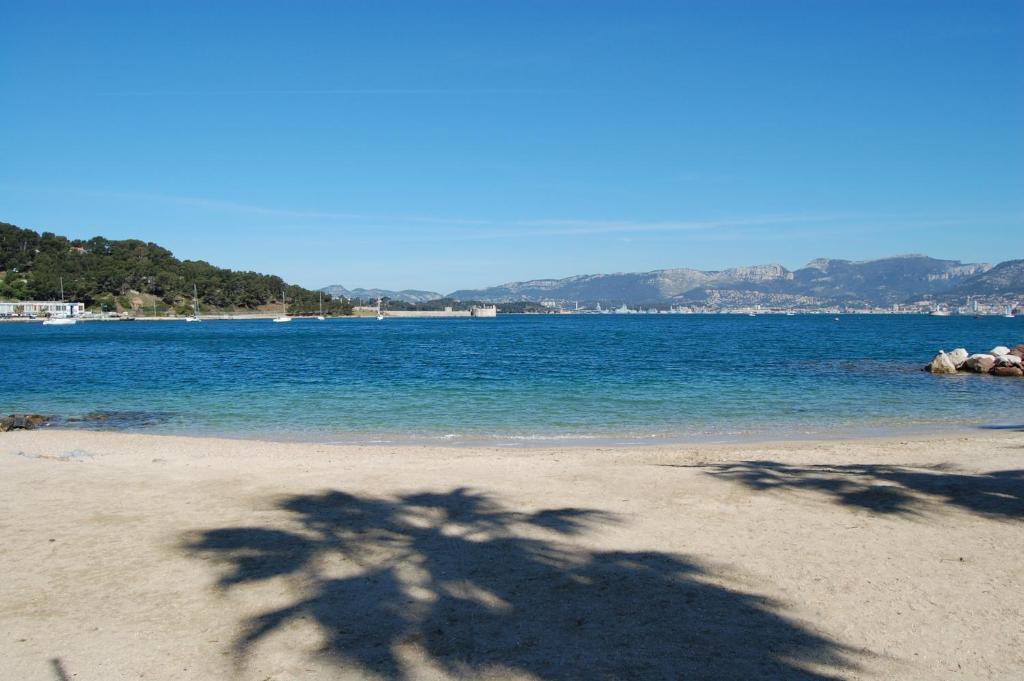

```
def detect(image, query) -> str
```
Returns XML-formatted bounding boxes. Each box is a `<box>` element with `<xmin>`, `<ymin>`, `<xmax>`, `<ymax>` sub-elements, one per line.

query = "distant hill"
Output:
<box><xmin>449</xmin><ymin>256</ymin><xmax>1006</xmax><ymax>306</ymax></box>
<box><xmin>949</xmin><ymin>260</ymin><xmax>1024</xmax><ymax>296</ymax></box>
<box><xmin>0</xmin><ymin>220</ymin><xmax>350</xmax><ymax>314</ymax></box>
<box><xmin>320</xmin><ymin>285</ymin><xmax>443</xmax><ymax>304</ymax></box>
<box><xmin>449</xmin><ymin>265</ymin><xmax>790</xmax><ymax>304</ymax></box>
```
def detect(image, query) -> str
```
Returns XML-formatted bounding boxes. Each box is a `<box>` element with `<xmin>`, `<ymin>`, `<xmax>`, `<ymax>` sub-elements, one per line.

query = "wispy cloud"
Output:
<box><xmin>79</xmin><ymin>188</ymin><xmax>1021</xmax><ymax>244</ymax></box>
<box><xmin>90</xmin><ymin>88</ymin><xmax>564</xmax><ymax>97</ymax></box>
<box><xmin>81</xmin><ymin>190</ymin><xmax>489</xmax><ymax>226</ymax></box>
<box><xmin>83</xmin><ymin>189</ymin><xmax>850</xmax><ymax>238</ymax></box>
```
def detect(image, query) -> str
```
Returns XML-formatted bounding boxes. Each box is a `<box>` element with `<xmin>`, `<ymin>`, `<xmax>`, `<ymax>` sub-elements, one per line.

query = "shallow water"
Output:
<box><xmin>2</xmin><ymin>314</ymin><xmax>1022</xmax><ymax>444</ymax></box>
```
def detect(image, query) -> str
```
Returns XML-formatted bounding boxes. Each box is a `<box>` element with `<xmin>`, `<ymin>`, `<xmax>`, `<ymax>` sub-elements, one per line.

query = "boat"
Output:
<box><xmin>185</xmin><ymin>283</ymin><xmax>202</xmax><ymax>322</ymax></box>
<box><xmin>929</xmin><ymin>308</ymin><xmax>951</xmax><ymax>317</ymax></box>
<box><xmin>1004</xmin><ymin>306</ymin><xmax>1015</xmax><ymax>319</ymax></box>
<box><xmin>316</xmin><ymin>292</ymin><xmax>325</xmax><ymax>320</ymax></box>
<box><xmin>376</xmin><ymin>297</ymin><xmax>385</xmax><ymax>321</ymax></box>
<box><xmin>273</xmin><ymin>291</ymin><xmax>292</xmax><ymax>323</ymax></box>
<box><xmin>42</xmin><ymin>277</ymin><xmax>77</xmax><ymax>326</ymax></box>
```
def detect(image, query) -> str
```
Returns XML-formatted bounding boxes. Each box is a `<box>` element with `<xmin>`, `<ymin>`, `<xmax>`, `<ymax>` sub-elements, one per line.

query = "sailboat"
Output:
<box><xmin>42</xmin><ymin>277</ymin><xmax>77</xmax><ymax>325</ymax></box>
<box><xmin>273</xmin><ymin>291</ymin><xmax>292</xmax><ymax>323</ymax></box>
<box><xmin>317</xmin><ymin>291</ymin><xmax>325</xmax><ymax>320</ymax></box>
<box><xmin>376</xmin><ymin>297</ymin><xmax>385</xmax><ymax>321</ymax></box>
<box><xmin>185</xmin><ymin>284</ymin><xmax>202</xmax><ymax>322</ymax></box>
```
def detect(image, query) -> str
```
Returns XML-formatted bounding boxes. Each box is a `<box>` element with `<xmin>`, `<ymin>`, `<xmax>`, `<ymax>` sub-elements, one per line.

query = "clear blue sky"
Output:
<box><xmin>2</xmin><ymin>0</ymin><xmax>1022</xmax><ymax>293</ymax></box>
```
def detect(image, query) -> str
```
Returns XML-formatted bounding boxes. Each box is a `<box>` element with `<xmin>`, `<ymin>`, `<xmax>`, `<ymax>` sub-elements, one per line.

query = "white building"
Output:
<box><xmin>470</xmin><ymin>305</ymin><xmax>497</xmax><ymax>317</ymax></box>
<box><xmin>0</xmin><ymin>300</ymin><xmax>85</xmax><ymax>317</ymax></box>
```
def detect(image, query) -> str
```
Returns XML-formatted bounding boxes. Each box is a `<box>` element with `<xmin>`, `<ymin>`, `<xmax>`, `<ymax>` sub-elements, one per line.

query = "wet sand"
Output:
<box><xmin>1</xmin><ymin>429</ymin><xmax>1022</xmax><ymax>680</ymax></box>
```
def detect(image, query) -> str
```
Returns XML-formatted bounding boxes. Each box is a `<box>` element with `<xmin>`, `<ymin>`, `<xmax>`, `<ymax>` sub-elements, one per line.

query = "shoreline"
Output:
<box><xmin>21</xmin><ymin>417</ymin><xmax>1023</xmax><ymax>449</ymax></box>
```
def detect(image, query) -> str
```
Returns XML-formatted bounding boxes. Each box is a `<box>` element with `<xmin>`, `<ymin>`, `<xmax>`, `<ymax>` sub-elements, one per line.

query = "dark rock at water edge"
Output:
<box><xmin>962</xmin><ymin>355</ymin><xmax>997</xmax><ymax>374</ymax></box>
<box><xmin>991</xmin><ymin>366</ymin><xmax>1024</xmax><ymax>377</ymax></box>
<box><xmin>58</xmin><ymin>411</ymin><xmax>175</xmax><ymax>430</ymax></box>
<box><xmin>0</xmin><ymin>414</ymin><xmax>51</xmax><ymax>432</ymax></box>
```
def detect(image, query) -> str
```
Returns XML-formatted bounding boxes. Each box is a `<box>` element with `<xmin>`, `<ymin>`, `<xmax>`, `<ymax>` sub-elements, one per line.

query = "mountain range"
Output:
<box><xmin>319</xmin><ymin>285</ymin><xmax>443</xmax><ymax>304</ymax></box>
<box><xmin>424</xmin><ymin>255</ymin><xmax>1024</xmax><ymax>307</ymax></box>
<box><xmin>10</xmin><ymin>217</ymin><xmax>1018</xmax><ymax>311</ymax></box>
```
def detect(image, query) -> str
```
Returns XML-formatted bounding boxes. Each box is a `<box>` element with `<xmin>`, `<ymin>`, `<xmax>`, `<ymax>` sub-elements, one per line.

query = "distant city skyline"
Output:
<box><xmin>2</xmin><ymin>0</ymin><xmax>1021</xmax><ymax>291</ymax></box>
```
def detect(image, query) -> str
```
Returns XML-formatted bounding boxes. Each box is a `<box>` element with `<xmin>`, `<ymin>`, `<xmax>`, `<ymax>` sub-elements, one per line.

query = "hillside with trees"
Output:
<box><xmin>0</xmin><ymin>221</ymin><xmax>351</xmax><ymax>315</ymax></box>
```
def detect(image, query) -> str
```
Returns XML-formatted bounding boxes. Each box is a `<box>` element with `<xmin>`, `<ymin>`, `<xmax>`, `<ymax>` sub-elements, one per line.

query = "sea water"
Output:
<box><xmin>2</xmin><ymin>314</ymin><xmax>1022</xmax><ymax>444</ymax></box>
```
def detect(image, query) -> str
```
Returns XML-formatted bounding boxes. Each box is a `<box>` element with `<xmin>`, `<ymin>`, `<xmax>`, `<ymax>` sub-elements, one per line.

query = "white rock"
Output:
<box><xmin>968</xmin><ymin>353</ymin><xmax>996</xmax><ymax>361</ymax></box>
<box><xmin>948</xmin><ymin>348</ymin><xmax>969</xmax><ymax>367</ymax></box>
<box><xmin>990</xmin><ymin>346</ymin><xmax>1011</xmax><ymax>356</ymax></box>
<box><xmin>995</xmin><ymin>354</ymin><xmax>1023</xmax><ymax>367</ymax></box>
<box><xmin>926</xmin><ymin>351</ymin><xmax>958</xmax><ymax>374</ymax></box>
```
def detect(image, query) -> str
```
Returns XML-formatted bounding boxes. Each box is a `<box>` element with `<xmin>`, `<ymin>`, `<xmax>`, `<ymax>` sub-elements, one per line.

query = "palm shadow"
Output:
<box><xmin>700</xmin><ymin>461</ymin><xmax>1024</xmax><ymax>519</ymax></box>
<box><xmin>184</xmin><ymin>487</ymin><xmax>857</xmax><ymax>679</ymax></box>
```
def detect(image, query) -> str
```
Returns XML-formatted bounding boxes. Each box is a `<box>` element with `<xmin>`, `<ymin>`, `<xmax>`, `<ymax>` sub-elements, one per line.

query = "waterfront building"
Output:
<box><xmin>0</xmin><ymin>300</ymin><xmax>84</xmax><ymax>317</ymax></box>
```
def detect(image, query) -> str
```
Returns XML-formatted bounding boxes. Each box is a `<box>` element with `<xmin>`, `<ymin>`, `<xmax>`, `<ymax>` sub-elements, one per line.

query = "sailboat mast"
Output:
<box><xmin>59</xmin><ymin>277</ymin><xmax>68</xmax><ymax>319</ymax></box>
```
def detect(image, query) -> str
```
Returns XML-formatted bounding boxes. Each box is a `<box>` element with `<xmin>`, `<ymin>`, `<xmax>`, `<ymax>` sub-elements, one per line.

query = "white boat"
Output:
<box><xmin>316</xmin><ymin>291</ymin><xmax>325</xmax><ymax>320</ymax></box>
<box><xmin>1004</xmin><ymin>306</ymin><xmax>1015</xmax><ymax>319</ymax></box>
<box><xmin>929</xmin><ymin>309</ymin><xmax>951</xmax><ymax>317</ymax></box>
<box><xmin>376</xmin><ymin>297</ymin><xmax>385</xmax><ymax>320</ymax></box>
<box><xmin>273</xmin><ymin>291</ymin><xmax>292</xmax><ymax>323</ymax></box>
<box><xmin>43</xmin><ymin>277</ymin><xmax>77</xmax><ymax>325</ymax></box>
<box><xmin>185</xmin><ymin>283</ymin><xmax>202</xmax><ymax>322</ymax></box>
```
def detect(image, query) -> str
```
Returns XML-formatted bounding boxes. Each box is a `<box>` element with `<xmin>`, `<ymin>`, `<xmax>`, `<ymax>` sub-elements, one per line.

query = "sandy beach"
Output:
<box><xmin>1</xmin><ymin>429</ymin><xmax>1022</xmax><ymax>680</ymax></box>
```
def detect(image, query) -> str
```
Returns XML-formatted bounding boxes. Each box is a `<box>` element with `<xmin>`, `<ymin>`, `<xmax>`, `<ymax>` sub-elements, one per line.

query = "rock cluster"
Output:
<box><xmin>926</xmin><ymin>344</ymin><xmax>1024</xmax><ymax>377</ymax></box>
<box><xmin>0</xmin><ymin>414</ymin><xmax>50</xmax><ymax>431</ymax></box>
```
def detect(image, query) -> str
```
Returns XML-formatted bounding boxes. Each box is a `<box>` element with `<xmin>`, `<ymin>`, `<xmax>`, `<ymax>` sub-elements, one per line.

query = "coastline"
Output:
<box><xmin>24</xmin><ymin>415</ymin><xmax>1023</xmax><ymax>449</ymax></box>
<box><xmin>2</xmin><ymin>429</ymin><xmax>1022</xmax><ymax>679</ymax></box>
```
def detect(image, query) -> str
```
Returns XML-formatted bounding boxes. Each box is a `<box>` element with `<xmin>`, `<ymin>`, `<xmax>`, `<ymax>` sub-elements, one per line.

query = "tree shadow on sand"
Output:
<box><xmin>700</xmin><ymin>462</ymin><xmax>1024</xmax><ymax>519</ymax></box>
<box><xmin>183</xmin><ymin>487</ymin><xmax>857</xmax><ymax>680</ymax></box>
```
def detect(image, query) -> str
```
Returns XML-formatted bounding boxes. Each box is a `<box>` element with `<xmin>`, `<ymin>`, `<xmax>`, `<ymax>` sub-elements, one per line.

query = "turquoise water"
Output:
<box><xmin>2</xmin><ymin>315</ymin><xmax>1022</xmax><ymax>444</ymax></box>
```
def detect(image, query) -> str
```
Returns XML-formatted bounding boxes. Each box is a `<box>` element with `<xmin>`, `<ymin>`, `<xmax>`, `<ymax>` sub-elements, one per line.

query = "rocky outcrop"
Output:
<box><xmin>0</xmin><ymin>414</ymin><xmax>50</xmax><ymax>432</ymax></box>
<box><xmin>926</xmin><ymin>343</ymin><xmax>1024</xmax><ymax>377</ymax></box>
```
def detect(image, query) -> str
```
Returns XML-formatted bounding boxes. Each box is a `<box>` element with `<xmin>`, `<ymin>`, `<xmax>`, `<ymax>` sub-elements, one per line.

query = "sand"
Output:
<box><xmin>1</xmin><ymin>429</ymin><xmax>1022</xmax><ymax>680</ymax></box>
